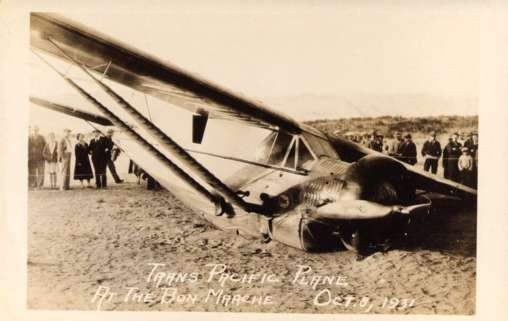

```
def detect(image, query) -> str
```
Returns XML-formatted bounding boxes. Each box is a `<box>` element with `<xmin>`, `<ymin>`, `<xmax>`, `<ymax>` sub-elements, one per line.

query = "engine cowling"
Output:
<box><xmin>344</xmin><ymin>154</ymin><xmax>416</xmax><ymax>205</ymax></box>
<box><xmin>266</xmin><ymin>155</ymin><xmax>419</xmax><ymax>253</ymax></box>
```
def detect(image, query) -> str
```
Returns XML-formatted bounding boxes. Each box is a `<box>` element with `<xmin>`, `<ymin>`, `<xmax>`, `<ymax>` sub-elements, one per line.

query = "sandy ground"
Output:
<box><xmin>27</xmin><ymin>179</ymin><xmax>476</xmax><ymax>314</ymax></box>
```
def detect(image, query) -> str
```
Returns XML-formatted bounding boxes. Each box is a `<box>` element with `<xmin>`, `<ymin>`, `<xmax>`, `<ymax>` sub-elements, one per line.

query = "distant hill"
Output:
<box><xmin>262</xmin><ymin>94</ymin><xmax>477</xmax><ymax>121</ymax></box>
<box><xmin>305</xmin><ymin>115</ymin><xmax>478</xmax><ymax>138</ymax></box>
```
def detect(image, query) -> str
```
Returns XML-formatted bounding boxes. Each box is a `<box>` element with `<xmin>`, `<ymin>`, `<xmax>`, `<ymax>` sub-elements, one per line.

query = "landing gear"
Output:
<box><xmin>338</xmin><ymin>219</ymin><xmax>402</xmax><ymax>255</ymax></box>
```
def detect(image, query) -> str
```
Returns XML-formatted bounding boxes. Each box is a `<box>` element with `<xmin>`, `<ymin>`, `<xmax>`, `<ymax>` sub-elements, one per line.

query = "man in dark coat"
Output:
<box><xmin>104</xmin><ymin>129</ymin><xmax>123</xmax><ymax>184</ymax></box>
<box><xmin>442</xmin><ymin>132</ymin><xmax>462</xmax><ymax>182</ymax></box>
<box><xmin>464</xmin><ymin>132</ymin><xmax>479</xmax><ymax>161</ymax></box>
<box><xmin>398</xmin><ymin>133</ymin><xmax>417</xmax><ymax>165</ymax></box>
<box><xmin>421</xmin><ymin>131</ymin><xmax>442</xmax><ymax>174</ymax></box>
<box><xmin>28</xmin><ymin>125</ymin><xmax>46</xmax><ymax>188</ymax></box>
<box><xmin>367</xmin><ymin>130</ymin><xmax>383</xmax><ymax>152</ymax></box>
<box><xmin>89</xmin><ymin>130</ymin><xmax>109</xmax><ymax>188</ymax></box>
<box><xmin>464</xmin><ymin>132</ymin><xmax>478</xmax><ymax>188</ymax></box>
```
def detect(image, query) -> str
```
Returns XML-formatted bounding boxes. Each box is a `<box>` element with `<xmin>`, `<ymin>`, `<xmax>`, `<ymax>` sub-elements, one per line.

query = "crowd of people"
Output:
<box><xmin>28</xmin><ymin>125</ymin><xmax>479</xmax><ymax>192</ymax></box>
<box><xmin>351</xmin><ymin>130</ymin><xmax>478</xmax><ymax>188</ymax></box>
<box><xmin>28</xmin><ymin>126</ymin><xmax>123</xmax><ymax>190</ymax></box>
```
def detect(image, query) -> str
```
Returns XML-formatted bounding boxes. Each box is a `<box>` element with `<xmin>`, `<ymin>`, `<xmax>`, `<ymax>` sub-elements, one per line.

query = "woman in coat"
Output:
<box><xmin>74</xmin><ymin>133</ymin><xmax>94</xmax><ymax>188</ymax></box>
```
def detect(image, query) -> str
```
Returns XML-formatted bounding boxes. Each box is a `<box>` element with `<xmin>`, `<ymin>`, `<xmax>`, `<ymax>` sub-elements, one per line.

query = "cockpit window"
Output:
<box><xmin>284</xmin><ymin>140</ymin><xmax>297</xmax><ymax>169</ymax></box>
<box><xmin>297</xmin><ymin>139</ymin><xmax>315</xmax><ymax>169</ymax></box>
<box><xmin>268</xmin><ymin>131</ymin><xmax>293</xmax><ymax>165</ymax></box>
<box><xmin>255</xmin><ymin>131</ymin><xmax>317</xmax><ymax>170</ymax></box>
<box><xmin>255</xmin><ymin>131</ymin><xmax>293</xmax><ymax>165</ymax></box>
<box><xmin>255</xmin><ymin>132</ymin><xmax>277</xmax><ymax>163</ymax></box>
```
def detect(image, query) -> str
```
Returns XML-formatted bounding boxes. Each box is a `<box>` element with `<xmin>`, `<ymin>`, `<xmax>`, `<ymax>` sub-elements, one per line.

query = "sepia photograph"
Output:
<box><xmin>2</xmin><ymin>1</ymin><xmax>508</xmax><ymax>320</ymax></box>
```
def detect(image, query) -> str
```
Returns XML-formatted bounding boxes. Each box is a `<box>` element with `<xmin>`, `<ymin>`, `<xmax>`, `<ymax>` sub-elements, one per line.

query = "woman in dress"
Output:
<box><xmin>42</xmin><ymin>132</ymin><xmax>59</xmax><ymax>189</ymax></box>
<box><xmin>74</xmin><ymin>133</ymin><xmax>93</xmax><ymax>188</ymax></box>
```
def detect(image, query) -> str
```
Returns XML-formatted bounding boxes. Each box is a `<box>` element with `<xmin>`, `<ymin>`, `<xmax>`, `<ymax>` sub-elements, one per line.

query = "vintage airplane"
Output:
<box><xmin>29</xmin><ymin>13</ymin><xmax>476</xmax><ymax>254</ymax></box>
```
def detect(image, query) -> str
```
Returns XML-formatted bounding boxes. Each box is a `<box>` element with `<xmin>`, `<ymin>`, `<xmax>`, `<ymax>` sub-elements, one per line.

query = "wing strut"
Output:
<box><xmin>31</xmin><ymin>50</ymin><xmax>229</xmax><ymax>212</ymax></box>
<box><xmin>41</xmin><ymin>39</ymin><xmax>264</xmax><ymax>215</ymax></box>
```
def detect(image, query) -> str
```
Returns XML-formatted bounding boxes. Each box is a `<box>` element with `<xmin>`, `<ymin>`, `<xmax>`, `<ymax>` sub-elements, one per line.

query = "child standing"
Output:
<box><xmin>458</xmin><ymin>147</ymin><xmax>474</xmax><ymax>187</ymax></box>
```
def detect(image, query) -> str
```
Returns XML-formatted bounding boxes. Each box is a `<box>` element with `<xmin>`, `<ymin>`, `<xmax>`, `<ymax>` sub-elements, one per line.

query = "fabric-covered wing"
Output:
<box><xmin>30</xmin><ymin>96</ymin><xmax>113</xmax><ymax>126</ymax></box>
<box><xmin>30</xmin><ymin>13</ymin><xmax>301</xmax><ymax>134</ymax></box>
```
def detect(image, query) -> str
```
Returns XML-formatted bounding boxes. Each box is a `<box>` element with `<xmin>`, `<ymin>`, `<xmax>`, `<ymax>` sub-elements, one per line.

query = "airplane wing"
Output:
<box><xmin>30</xmin><ymin>13</ymin><xmax>301</xmax><ymax>134</ymax></box>
<box><xmin>30</xmin><ymin>13</ymin><xmax>476</xmax><ymax>202</ymax></box>
<box><xmin>30</xmin><ymin>96</ymin><xmax>113</xmax><ymax>126</ymax></box>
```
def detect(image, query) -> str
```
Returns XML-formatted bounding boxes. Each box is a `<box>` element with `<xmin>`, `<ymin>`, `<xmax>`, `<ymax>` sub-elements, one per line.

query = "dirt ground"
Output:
<box><xmin>27</xmin><ymin>181</ymin><xmax>476</xmax><ymax>314</ymax></box>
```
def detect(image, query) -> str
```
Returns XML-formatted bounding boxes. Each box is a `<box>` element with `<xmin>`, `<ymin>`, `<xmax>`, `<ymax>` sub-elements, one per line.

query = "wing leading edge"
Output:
<box><xmin>30</xmin><ymin>12</ymin><xmax>301</xmax><ymax>134</ymax></box>
<box><xmin>30</xmin><ymin>12</ymin><xmax>477</xmax><ymax>202</ymax></box>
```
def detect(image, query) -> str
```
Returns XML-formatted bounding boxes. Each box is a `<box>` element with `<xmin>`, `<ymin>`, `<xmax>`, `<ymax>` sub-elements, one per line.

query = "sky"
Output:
<box><xmin>28</xmin><ymin>2</ymin><xmax>480</xmax><ymax>135</ymax></box>
<box><xmin>46</xmin><ymin>4</ymin><xmax>480</xmax><ymax>97</ymax></box>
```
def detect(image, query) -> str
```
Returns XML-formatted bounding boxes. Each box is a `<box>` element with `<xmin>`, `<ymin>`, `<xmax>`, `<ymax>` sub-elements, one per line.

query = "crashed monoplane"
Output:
<box><xmin>29</xmin><ymin>13</ymin><xmax>476</xmax><ymax>254</ymax></box>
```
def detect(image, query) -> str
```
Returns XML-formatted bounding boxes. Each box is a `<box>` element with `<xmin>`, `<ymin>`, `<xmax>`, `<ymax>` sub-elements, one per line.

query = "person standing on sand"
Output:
<box><xmin>442</xmin><ymin>137</ymin><xmax>451</xmax><ymax>179</ymax></box>
<box><xmin>28</xmin><ymin>125</ymin><xmax>46</xmax><ymax>189</ymax></box>
<box><xmin>58</xmin><ymin>128</ymin><xmax>73</xmax><ymax>190</ymax></box>
<box><xmin>398</xmin><ymin>133</ymin><xmax>417</xmax><ymax>165</ymax></box>
<box><xmin>458</xmin><ymin>147</ymin><xmax>474</xmax><ymax>187</ymax></box>
<box><xmin>43</xmin><ymin>132</ymin><xmax>59</xmax><ymax>189</ymax></box>
<box><xmin>384</xmin><ymin>131</ymin><xmax>403</xmax><ymax>158</ymax></box>
<box><xmin>104</xmin><ymin>129</ymin><xmax>124</xmax><ymax>184</ymax></box>
<box><xmin>464</xmin><ymin>132</ymin><xmax>479</xmax><ymax>188</ymax></box>
<box><xmin>367</xmin><ymin>130</ymin><xmax>383</xmax><ymax>152</ymax></box>
<box><xmin>421</xmin><ymin>131</ymin><xmax>442</xmax><ymax>174</ymax></box>
<box><xmin>89</xmin><ymin>130</ymin><xmax>109</xmax><ymax>189</ymax></box>
<box><xmin>442</xmin><ymin>132</ymin><xmax>462</xmax><ymax>182</ymax></box>
<box><xmin>457</xmin><ymin>130</ymin><xmax>467</xmax><ymax>146</ymax></box>
<box><xmin>74</xmin><ymin>133</ymin><xmax>94</xmax><ymax>188</ymax></box>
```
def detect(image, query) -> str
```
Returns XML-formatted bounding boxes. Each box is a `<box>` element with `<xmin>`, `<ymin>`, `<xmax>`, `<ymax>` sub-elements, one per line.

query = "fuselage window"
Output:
<box><xmin>255</xmin><ymin>131</ymin><xmax>277</xmax><ymax>163</ymax></box>
<box><xmin>255</xmin><ymin>132</ymin><xmax>320</xmax><ymax>170</ymax></box>
<box><xmin>297</xmin><ymin>137</ymin><xmax>316</xmax><ymax>169</ymax></box>
<box><xmin>284</xmin><ymin>139</ymin><xmax>297</xmax><ymax>169</ymax></box>
<box><xmin>255</xmin><ymin>131</ymin><xmax>293</xmax><ymax>166</ymax></box>
<box><xmin>268</xmin><ymin>131</ymin><xmax>293</xmax><ymax>165</ymax></box>
<box><xmin>302</xmin><ymin>133</ymin><xmax>338</xmax><ymax>159</ymax></box>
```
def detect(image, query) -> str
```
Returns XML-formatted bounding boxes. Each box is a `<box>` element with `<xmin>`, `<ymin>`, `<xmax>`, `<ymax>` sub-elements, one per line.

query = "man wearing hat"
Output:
<box><xmin>28</xmin><ymin>125</ymin><xmax>46</xmax><ymax>189</ymax></box>
<box><xmin>89</xmin><ymin>130</ymin><xmax>109</xmax><ymax>188</ymax></box>
<box><xmin>458</xmin><ymin>130</ymin><xmax>467</xmax><ymax>146</ymax></box>
<box><xmin>421</xmin><ymin>131</ymin><xmax>442</xmax><ymax>174</ymax></box>
<box><xmin>58</xmin><ymin>128</ymin><xmax>73</xmax><ymax>190</ymax></box>
<box><xmin>464</xmin><ymin>132</ymin><xmax>478</xmax><ymax>188</ymax></box>
<box><xmin>442</xmin><ymin>132</ymin><xmax>462</xmax><ymax>182</ymax></box>
<box><xmin>384</xmin><ymin>131</ymin><xmax>403</xmax><ymax>159</ymax></box>
<box><xmin>105</xmin><ymin>129</ymin><xmax>123</xmax><ymax>184</ymax></box>
<box><xmin>464</xmin><ymin>132</ymin><xmax>478</xmax><ymax>159</ymax></box>
<box><xmin>367</xmin><ymin>130</ymin><xmax>383</xmax><ymax>152</ymax></box>
<box><xmin>398</xmin><ymin>133</ymin><xmax>417</xmax><ymax>165</ymax></box>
